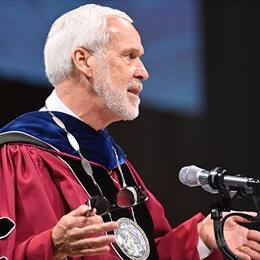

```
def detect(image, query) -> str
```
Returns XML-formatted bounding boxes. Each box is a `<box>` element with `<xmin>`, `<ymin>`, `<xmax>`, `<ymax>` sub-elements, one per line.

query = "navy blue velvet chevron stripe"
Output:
<box><xmin>0</xmin><ymin>111</ymin><xmax>126</xmax><ymax>169</ymax></box>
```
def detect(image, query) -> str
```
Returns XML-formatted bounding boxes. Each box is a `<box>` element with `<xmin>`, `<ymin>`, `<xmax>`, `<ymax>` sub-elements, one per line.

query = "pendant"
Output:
<box><xmin>114</xmin><ymin>218</ymin><xmax>150</xmax><ymax>260</ymax></box>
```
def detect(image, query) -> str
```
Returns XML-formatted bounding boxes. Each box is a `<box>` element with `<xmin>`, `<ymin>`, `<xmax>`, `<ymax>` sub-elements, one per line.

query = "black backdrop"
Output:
<box><xmin>0</xmin><ymin>0</ymin><xmax>259</xmax><ymax>227</ymax></box>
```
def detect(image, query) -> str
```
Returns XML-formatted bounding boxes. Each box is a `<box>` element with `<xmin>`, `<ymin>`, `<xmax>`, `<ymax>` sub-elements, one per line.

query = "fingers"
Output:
<box><xmin>231</xmin><ymin>215</ymin><xmax>256</xmax><ymax>225</ymax></box>
<box><xmin>68</xmin><ymin>204</ymin><xmax>92</xmax><ymax>217</ymax></box>
<box><xmin>62</xmin><ymin>234</ymin><xmax>116</xmax><ymax>257</ymax></box>
<box><xmin>59</xmin><ymin>207</ymin><xmax>103</xmax><ymax>230</ymax></box>
<box><xmin>68</xmin><ymin>234</ymin><xmax>115</xmax><ymax>254</ymax></box>
<box><xmin>60</xmin><ymin>214</ymin><xmax>103</xmax><ymax>229</ymax></box>
<box><xmin>52</xmin><ymin>205</ymin><xmax>119</xmax><ymax>258</ymax></box>
<box><xmin>224</xmin><ymin>211</ymin><xmax>257</xmax><ymax>223</ymax></box>
<box><xmin>234</xmin><ymin>250</ymin><xmax>252</xmax><ymax>260</ymax></box>
<box><xmin>237</xmin><ymin>245</ymin><xmax>260</xmax><ymax>260</ymax></box>
<box><xmin>234</xmin><ymin>238</ymin><xmax>260</xmax><ymax>260</ymax></box>
<box><xmin>66</xmin><ymin>221</ymin><xmax>119</xmax><ymax>241</ymax></box>
<box><xmin>86</xmin><ymin>208</ymin><xmax>97</xmax><ymax>217</ymax></box>
<box><xmin>246</xmin><ymin>240</ymin><xmax>260</xmax><ymax>253</ymax></box>
<box><xmin>219</xmin><ymin>211</ymin><xmax>260</xmax><ymax>259</ymax></box>
<box><xmin>72</xmin><ymin>245</ymin><xmax>111</xmax><ymax>257</ymax></box>
<box><xmin>248</xmin><ymin>230</ymin><xmax>260</xmax><ymax>243</ymax></box>
<box><xmin>228</xmin><ymin>211</ymin><xmax>257</xmax><ymax>217</ymax></box>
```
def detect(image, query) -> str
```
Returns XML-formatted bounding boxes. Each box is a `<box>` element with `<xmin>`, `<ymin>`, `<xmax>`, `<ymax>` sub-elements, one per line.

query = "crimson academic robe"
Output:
<box><xmin>0</xmin><ymin>111</ymin><xmax>223</xmax><ymax>259</ymax></box>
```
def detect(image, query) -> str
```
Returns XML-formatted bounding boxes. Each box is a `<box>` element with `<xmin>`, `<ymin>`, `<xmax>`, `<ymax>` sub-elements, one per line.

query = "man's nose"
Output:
<box><xmin>134</xmin><ymin>59</ymin><xmax>149</xmax><ymax>81</ymax></box>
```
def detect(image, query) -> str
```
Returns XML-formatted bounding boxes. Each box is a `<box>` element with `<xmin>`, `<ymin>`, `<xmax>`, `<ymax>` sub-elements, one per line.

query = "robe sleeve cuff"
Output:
<box><xmin>155</xmin><ymin>212</ymin><xmax>204</xmax><ymax>259</ymax></box>
<box><xmin>198</xmin><ymin>237</ymin><xmax>212</xmax><ymax>259</ymax></box>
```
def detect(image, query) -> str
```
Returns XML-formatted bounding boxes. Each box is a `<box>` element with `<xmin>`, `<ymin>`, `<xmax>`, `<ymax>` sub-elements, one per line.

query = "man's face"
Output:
<box><xmin>92</xmin><ymin>17</ymin><xmax>149</xmax><ymax>121</ymax></box>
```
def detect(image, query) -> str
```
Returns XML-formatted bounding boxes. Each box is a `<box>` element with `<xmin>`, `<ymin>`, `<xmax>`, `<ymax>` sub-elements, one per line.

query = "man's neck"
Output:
<box><xmin>55</xmin><ymin>81</ymin><xmax>120</xmax><ymax>130</ymax></box>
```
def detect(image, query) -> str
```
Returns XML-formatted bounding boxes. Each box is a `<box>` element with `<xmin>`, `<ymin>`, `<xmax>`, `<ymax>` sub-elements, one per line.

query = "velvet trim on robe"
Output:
<box><xmin>0</xmin><ymin>111</ymin><xmax>126</xmax><ymax>169</ymax></box>
<box><xmin>0</xmin><ymin>143</ymin><xmax>223</xmax><ymax>259</ymax></box>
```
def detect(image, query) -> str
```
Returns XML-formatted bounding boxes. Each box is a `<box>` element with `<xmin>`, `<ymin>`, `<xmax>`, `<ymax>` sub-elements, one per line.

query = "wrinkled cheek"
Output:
<box><xmin>109</xmin><ymin>63</ymin><xmax>135</xmax><ymax>88</ymax></box>
<box><xmin>129</xmin><ymin>66</ymin><xmax>136</xmax><ymax>74</ymax></box>
<box><xmin>110</xmin><ymin>71</ymin><xmax>127</xmax><ymax>87</ymax></box>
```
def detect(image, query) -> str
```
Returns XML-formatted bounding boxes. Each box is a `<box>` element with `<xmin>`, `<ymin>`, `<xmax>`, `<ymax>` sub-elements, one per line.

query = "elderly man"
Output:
<box><xmin>0</xmin><ymin>4</ymin><xmax>259</xmax><ymax>260</ymax></box>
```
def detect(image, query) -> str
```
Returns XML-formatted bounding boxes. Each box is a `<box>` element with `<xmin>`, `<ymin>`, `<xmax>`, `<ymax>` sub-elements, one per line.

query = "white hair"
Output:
<box><xmin>44</xmin><ymin>4</ymin><xmax>133</xmax><ymax>86</ymax></box>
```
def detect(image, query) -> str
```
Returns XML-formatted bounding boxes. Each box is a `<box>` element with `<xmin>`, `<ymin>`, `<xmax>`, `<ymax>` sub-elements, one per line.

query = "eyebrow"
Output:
<box><xmin>122</xmin><ymin>47</ymin><xmax>144</xmax><ymax>57</ymax></box>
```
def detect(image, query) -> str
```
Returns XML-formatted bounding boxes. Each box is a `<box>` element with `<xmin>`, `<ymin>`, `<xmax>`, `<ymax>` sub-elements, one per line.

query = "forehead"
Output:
<box><xmin>106</xmin><ymin>16</ymin><xmax>144</xmax><ymax>54</ymax></box>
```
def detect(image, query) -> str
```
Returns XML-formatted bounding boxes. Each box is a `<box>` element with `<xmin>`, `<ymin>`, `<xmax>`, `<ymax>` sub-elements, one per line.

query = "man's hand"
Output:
<box><xmin>52</xmin><ymin>204</ymin><xmax>118</xmax><ymax>259</ymax></box>
<box><xmin>198</xmin><ymin>212</ymin><xmax>260</xmax><ymax>260</ymax></box>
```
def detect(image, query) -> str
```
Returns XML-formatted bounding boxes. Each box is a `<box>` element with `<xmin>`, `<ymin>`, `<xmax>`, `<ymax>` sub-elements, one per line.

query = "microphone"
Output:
<box><xmin>179</xmin><ymin>165</ymin><xmax>260</xmax><ymax>194</ymax></box>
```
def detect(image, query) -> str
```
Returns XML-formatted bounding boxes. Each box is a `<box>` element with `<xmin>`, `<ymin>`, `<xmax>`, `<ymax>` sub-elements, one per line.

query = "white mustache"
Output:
<box><xmin>127</xmin><ymin>81</ymin><xmax>143</xmax><ymax>92</ymax></box>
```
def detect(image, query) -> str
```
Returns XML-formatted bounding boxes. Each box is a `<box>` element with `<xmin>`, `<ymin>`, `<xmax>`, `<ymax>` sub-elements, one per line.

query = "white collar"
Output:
<box><xmin>40</xmin><ymin>89</ymin><xmax>79</xmax><ymax>119</ymax></box>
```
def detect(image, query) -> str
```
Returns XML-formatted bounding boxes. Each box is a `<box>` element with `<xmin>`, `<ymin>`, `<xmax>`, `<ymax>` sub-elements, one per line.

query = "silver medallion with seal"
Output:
<box><xmin>114</xmin><ymin>218</ymin><xmax>150</xmax><ymax>260</ymax></box>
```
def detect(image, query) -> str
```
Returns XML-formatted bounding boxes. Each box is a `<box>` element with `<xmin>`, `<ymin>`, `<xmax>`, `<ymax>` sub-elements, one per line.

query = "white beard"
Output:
<box><xmin>92</xmin><ymin>57</ymin><xmax>141</xmax><ymax>121</ymax></box>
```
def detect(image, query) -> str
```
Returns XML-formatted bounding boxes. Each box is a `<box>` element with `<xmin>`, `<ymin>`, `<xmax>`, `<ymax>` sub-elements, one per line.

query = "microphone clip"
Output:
<box><xmin>209</xmin><ymin>167</ymin><xmax>259</xmax><ymax>198</ymax></box>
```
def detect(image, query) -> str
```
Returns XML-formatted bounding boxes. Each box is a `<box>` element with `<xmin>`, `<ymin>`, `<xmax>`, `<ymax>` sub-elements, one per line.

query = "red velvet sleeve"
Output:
<box><xmin>0</xmin><ymin>143</ymin><xmax>88</xmax><ymax>259</ymax></box>
<box><xmin>0</xmin><ymin>143</ymin><xmax>67</xmax><ymax>259</ymax></box>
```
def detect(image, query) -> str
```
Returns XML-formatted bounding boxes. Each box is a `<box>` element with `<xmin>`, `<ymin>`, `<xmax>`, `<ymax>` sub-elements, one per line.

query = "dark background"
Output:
<box><xmin>0</xmin><ymin>1</ymin><xmax>259</xmax><ymax>227</ymax></box>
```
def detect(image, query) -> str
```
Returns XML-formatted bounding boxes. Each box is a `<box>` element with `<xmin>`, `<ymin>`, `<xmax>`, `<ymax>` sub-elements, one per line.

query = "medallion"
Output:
<box><xmin>114</xmin><ymin>218</ymin><xmax>150</xmax><ymax>260</ymax></box>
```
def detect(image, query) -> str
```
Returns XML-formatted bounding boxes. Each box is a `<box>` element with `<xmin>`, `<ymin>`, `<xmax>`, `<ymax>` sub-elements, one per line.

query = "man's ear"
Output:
<box><xmin>71</xmin><ymin>47</ymin><xmax>94</xmax><ymax>78</ymax></box>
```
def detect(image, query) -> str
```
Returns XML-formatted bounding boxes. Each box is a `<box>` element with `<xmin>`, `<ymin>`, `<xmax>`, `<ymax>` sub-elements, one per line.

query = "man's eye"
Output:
<box><xmin>128</xmin><ymin>53</ymin><xmax>136</xmax><ymax>60</ymax></box>
<box><xmin>123</xmin><ymin>53</ymin><xmax>137</xmax><ymax>64</ymax></box>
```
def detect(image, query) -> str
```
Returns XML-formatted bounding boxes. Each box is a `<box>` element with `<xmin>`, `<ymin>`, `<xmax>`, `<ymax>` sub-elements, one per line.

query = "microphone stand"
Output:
<box><xmin>210</xmin><ymin>168</ymin><xmax>260</xmax><ymax>260</ymax></box>
<box><xmin>211</xmin><ymin>191</ymin><xmax>239</xmax><ymax>260</ymax></box>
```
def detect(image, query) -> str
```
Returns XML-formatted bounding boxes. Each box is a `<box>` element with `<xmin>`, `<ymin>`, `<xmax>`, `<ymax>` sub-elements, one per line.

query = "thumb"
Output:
<box><xmin>68</xmin><ymin>204</ymin><xmax>93</xmax><ymax>217</ymax></box>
